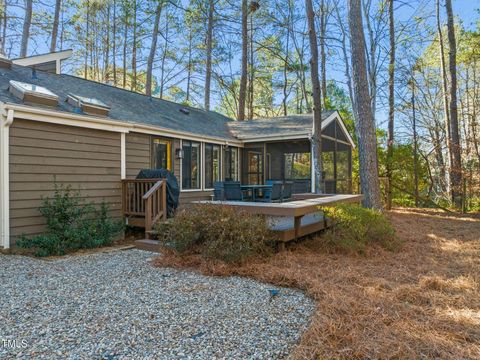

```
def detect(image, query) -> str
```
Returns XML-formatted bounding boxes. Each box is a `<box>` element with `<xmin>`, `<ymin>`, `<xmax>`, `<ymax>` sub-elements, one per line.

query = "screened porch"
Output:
<box><xmin>242</xmin><ymin>136</ymin><xmax>353</xmax><ymax>194</ymax></box>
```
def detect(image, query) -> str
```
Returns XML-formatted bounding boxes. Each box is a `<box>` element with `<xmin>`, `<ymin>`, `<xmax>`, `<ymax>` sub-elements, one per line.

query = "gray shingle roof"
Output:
<box><xmin>0</xmin><ymin>65</ymin><xmax>237</xmax><ymax>140</ymax></box>
<box><xmin>227</xmin><ymin>111</ymin><xmax>336</xmax><ymax>139</ymax></box>
<box><xmin>0</xmin><ymin>65</ymin><xmax>344</xmax><ymax>143</ymax></box>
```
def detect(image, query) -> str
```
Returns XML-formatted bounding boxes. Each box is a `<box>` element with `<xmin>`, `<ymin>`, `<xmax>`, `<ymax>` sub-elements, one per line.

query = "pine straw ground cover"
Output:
<box><xmin>154</xmin><ymin>208</ymin><xmax>480</xmax><ymax>359</ymax></box>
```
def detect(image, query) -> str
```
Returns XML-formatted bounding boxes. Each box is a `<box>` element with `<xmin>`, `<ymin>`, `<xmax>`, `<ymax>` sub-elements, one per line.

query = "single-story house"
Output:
<box><xmin>0</xmin><ymin>52</ymin><xmax>355</xmax><ymax>249</ymax></box>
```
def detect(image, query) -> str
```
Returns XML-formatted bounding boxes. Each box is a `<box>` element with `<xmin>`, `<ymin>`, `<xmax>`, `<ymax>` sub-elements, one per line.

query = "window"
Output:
<box><xmin>152</xmin><ymin>138</ymin><xmax>172</xmax><ymax>171</ymax></box>
<box><xmin>205</xmin><ymin>143</ymin><xmax>221</xmax><ymax>189</ymax></box>
<box><xmin>284</xmin><ymin>153</ymin><xmax>310</xmax><ymax>179</ymax></box>
<box><xmin>224</xmin><ymin>147</ymin><xmax>239</xmax><ymax>181</ymax></box>
<box><xmin>182</xmin><ymin>140</ymin><xmax>201</xmax><ymax>189</ymax></box>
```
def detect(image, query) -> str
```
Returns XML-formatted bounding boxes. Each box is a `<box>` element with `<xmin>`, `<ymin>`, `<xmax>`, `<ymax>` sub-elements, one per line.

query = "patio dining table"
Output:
<box><xmin>240</xmin><ymin>184</ymin><xmax>272</xmax><ymax>202</ymax></box>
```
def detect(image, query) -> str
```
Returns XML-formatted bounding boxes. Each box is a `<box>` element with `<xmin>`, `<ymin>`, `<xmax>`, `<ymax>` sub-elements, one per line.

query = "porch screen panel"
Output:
<box><xmin>322</xmin><ymin>152</ymin><xmax>335</xmax><ymax>180</ymax></box>
<box><xmin>224</xmin><ymin>147</ymin><xmax>239</xmax><ymax>181</ymax></box>
<box><xmin>182</xmin><ymin>140</ymin><xmax>201</xmax><ymax>190</ymax></box>
<box><xmin>336</xmin><ymin>150</ymin><xmax>351</xmax><ymax>193</ymax></box>
<box><xmin>247</xmin><ymin>151</ymin><xmax>263</xmax><ymax>185</ymax></box>
<box><xmin>284</xmin><ymin>153</ymin><xmax>311</xmax><ymax>179</ymax></box>
<box><xmin>205</xmin><ymin>143</ymin><xmax>220</xmax><ymax>188</ymax></box>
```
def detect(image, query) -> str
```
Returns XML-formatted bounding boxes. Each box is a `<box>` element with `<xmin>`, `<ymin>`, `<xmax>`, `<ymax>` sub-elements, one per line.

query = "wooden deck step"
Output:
<box><xmin>134</xmin><ymin>239</ymin><xmax>161</xmax><ymax>253</ymax></box>
<box><xmin>269</xmin><ymin>213</ymin><xmax>331</xmax><ymax>242</ymax></box>
<box><xmin>127</xmin><ymin>217</ymin><xmax>146</xmax><ymax>228</ymax></box>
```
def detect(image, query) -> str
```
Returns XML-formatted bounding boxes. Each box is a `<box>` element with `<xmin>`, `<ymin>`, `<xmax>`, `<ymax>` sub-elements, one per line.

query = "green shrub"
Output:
<box><xmin>320</xmin><ymin>204</ymin><xmax>400</xmax><ymax>254</ymax></box>
<box><xmin>156</xmin><ymin>204</ymin><xmax>274</xmax><ymax>263</ymax></box>
<box><xmin>17</xmin><ymin>184</ymin><xmax>124</xmax><ymax>256</ymax></box>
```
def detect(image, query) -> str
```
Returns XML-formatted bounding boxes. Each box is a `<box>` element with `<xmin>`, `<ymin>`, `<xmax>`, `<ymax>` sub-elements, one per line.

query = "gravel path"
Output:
<box><xmin>0</xmin><ymin>249</ymin><xmax>314</xmax><ymax>359</ymax></box>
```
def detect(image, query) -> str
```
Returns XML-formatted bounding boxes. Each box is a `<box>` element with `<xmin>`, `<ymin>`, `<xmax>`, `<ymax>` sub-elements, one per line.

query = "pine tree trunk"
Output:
<box><xmin>348</xmin><ymin>0</ymin><xmax>382</xmax><ymax>210</ymax></box>
<box><xmin>146</xmin><ymin>1</ymin><xmax>163</xmax><ymax>97</ymax></box>
<box><xmin>104</xmin><ymin>4</ymin><xmax>110</xmax><ymax>82</ymax></box>
<box><xmin>362</xmin><ymin>0</ymin><xmax>377</xmax><ymax>118</ymax></box>
<box><xmin>319</xmin><ymin>0</ymin><xmax>327</xmax><ymax>109</ymax></box>
<box><xmin>122</xmin><ymin>8</ymin><xmax>128</xmax><ymax>88</ymax></box>
<box><xmin>436</xmin><ymin>0</ymin><xmax>451</xmax><ymax>197</ymax></box>
<box><xmin>445</xmin><ymin>0</ymin><xmax>463</xmax><ymax>209</ymax></box>
<box><xmin>186</xmin><ymin>29</ymin><xmax>193</xmax><ymax>102</ymax></box>
<box><xmin>0</xmin><ymin>0</ymin><xmax>7</xmax><ymax>55</ymax></box>
<box><xmin>305</xmin><ymin>0</ymin><xmax>323</xmax><ymax>193</ymax></box>
<box><xmin>386</xmin><ymin>0</ymin><xmax>395</xmax><ymax>210</ymax></box>
<box><xmin>335</xmin><ymin>5</ymin><xmax>355</xmax><ymax>113</ymax></box>
<box><xmin>159</xmin><ymin>6</ymin><xmax>169</xmax><ymax>99</ymax></box>
<box><xmin>112</xmin><ymin>0</ymin><xmax>117</xmax><ymax>85</ymax></box>
<box><xmin>84</xmin><ymin>0</ymin><xmax>90</xmax><ymax>79</ymax></box>
<box><xmin>20</xmin><ymin>0</ymin><xmax>33</xmax><ymax>57</ymax></box>
<box><xmin>131</xmin><ymin>0</ymin><xmax>137</xmax><ymax>91</ymax></box>
<box><xmin>238</xmin><ymin>0</ymin><xmax>248</xmax><ymax>121</ymax></box>
<box><xmin>204</xmin><ymin>0</ymin><xmax>214</xmax><ymax>111</ymax></box>
<box><xmin>50</xmin><ymin>0</ymin><xmax>61</xmax><ymax>52</ymax></box>
<box><xmin>282</xmin><ymin>4</ymin><xmax>291</xmax><ymax>117</ymax></box>
<box><xmin>247</xmin><ymin>9</ymin><xmax>255</xmax><ymax>120</ymax></box>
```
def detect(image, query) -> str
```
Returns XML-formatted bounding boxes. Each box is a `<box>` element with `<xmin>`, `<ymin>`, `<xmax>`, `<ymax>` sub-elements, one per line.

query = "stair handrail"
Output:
<box><xmin>143</xmin><ymin>179</ymin><xmax>167</xmax><ymax>233</ymax></box>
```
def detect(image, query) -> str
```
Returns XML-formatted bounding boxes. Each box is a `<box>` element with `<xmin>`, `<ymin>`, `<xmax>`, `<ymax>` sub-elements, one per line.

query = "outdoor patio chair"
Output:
<box><xmin>261</xmin><ymin>180</ymin><xmax>283</xmax><ymax>202</ymax></box>
<box><xmin>282</xmin><ymin>181</ymin><xmax>293</xmax><ymax>201</ymax></box>
<box><xmin>223</xmin><ymin>181</ymin><xmax>244</xmax><ymax>201</ymax></box>
<box><xmin>213</xmin><ymin>181</ymin><xmax>225</xmax><ymax>201</ymax></box>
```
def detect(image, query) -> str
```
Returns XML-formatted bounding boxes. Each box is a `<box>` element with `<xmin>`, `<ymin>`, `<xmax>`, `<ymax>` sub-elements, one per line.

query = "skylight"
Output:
<box><xmin>9</xmin><ymin>80</ymin><xmax>59</xmax><ymax>101</ymax></box>
<box><xmin>9</xmin><ymin>80</ymin><xmax>59</xmax><ymax>107</ymax></box>
<box><xmin>67</xmin><ymin>93</ymin><xmax>111</xmax><ymax>116</ymax></box>
<box><xmin>68</xmin><ymin>93</ymin><xmax>110</xmax><ymax>110</ymax></box>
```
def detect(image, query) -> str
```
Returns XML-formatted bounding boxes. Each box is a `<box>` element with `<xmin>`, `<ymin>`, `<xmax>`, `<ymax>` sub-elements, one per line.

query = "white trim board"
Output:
<box><xmin>12</xmin><ymin>49</ymin><xmax>73</xmax><ymax>70</ymax></box>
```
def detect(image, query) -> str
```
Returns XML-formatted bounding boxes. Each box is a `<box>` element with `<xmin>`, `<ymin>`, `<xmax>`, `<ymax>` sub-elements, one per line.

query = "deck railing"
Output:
<box><xmin>122</xmin><ymin>178</ymin><xmax>167</xmax><ymax>233</ymax></box>
<box><xmin>143</xmin><ymin>180</ymin><xmax>167</xmax><ymax>232</ymax></box>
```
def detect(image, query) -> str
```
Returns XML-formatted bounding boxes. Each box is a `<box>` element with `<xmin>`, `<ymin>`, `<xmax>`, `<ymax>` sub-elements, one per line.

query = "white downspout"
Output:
<box><xmin>120</xmin><ymin>132</ymin><xmax>126</xmax><ymax>180</ymax></box>
<box><xmin>1</xmin><ymin>109</ymin><xmax>13</xmax><ymax>249</ymax></box>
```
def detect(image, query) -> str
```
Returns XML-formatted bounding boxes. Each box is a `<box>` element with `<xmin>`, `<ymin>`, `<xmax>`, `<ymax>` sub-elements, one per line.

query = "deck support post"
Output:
<box><xmin>294</xmin><ymin>215</ymin><xmax>303</xmax><ymax>240</ymax></box>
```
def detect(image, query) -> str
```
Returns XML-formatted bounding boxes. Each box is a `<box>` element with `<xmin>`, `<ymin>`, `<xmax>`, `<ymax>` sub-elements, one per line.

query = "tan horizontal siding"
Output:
<box><xmin>10</xmin><ymin>164</ymin><xmax>121</xmax><ymax>175</ymax></box>
<box><xmin>11</xmin><ymin>136</ymin><xmax>121</xmax><ymax>154</ymax></box>
<box><xmin>126</xmin><ymin>132</ymin><xmax>151</xmax><ymax>178</ymax></box>
<box><xmin>9</xmin><ymin>119</ymin><xmax>122</xmax><ymax>243</ymax></box>
<box><xmin>11</xmin><ymin>125</ymin><xmax>121</xmax><ymax>147</ymax></box>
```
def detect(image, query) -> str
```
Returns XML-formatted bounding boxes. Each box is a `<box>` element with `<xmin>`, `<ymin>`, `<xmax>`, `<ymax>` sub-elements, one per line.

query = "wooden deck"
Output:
<box><xmin>195</xmin><ymin>194</ymin><xmax>363</xmax><ymax>248</ymax></box>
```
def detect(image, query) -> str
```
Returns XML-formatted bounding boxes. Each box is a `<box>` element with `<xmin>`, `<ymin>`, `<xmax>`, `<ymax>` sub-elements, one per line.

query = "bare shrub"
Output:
<box><xmin>156</xmin><ymin>204</ymin><xmax>274</xmax><ymax>263</ymax></box>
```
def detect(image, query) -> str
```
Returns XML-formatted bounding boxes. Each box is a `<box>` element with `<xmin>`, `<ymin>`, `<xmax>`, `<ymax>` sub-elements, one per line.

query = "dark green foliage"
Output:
<box><xmin>321</xmin><ymin>204</ymin><xmax>401</xmax><ymax>254</ymax></box>
<box><xmin>17</xmin><ymin>184</ymin><xmax>124</xmax><ymax>256</ymax></box>
<box><xmin>156</xmin><ymin>204</ymin><xmax>274</xmax><ymax>263</ymax></box>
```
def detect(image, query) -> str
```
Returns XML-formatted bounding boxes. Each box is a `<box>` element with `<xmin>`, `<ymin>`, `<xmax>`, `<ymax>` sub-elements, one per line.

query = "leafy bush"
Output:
<box><xmin>17</xmin><ymin>184</ymin><xmax>124</xmax><ymax>256</ymax></box>
<box><xmin>320</xmin><ymin>204</ymin><xmax>400</xmax><ymax>254</ymax></box>
<box><xmin>156</xmin><ymin>204</ymin><xmax>274</xmax><ymax>263</ymax></box>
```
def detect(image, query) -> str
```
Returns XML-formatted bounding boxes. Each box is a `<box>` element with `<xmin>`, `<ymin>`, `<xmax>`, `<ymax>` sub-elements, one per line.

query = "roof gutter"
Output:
<box><xmin>239</xmin><ymin>132</ymin><xmax>311</xmax><ymax>143</ymax></box>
